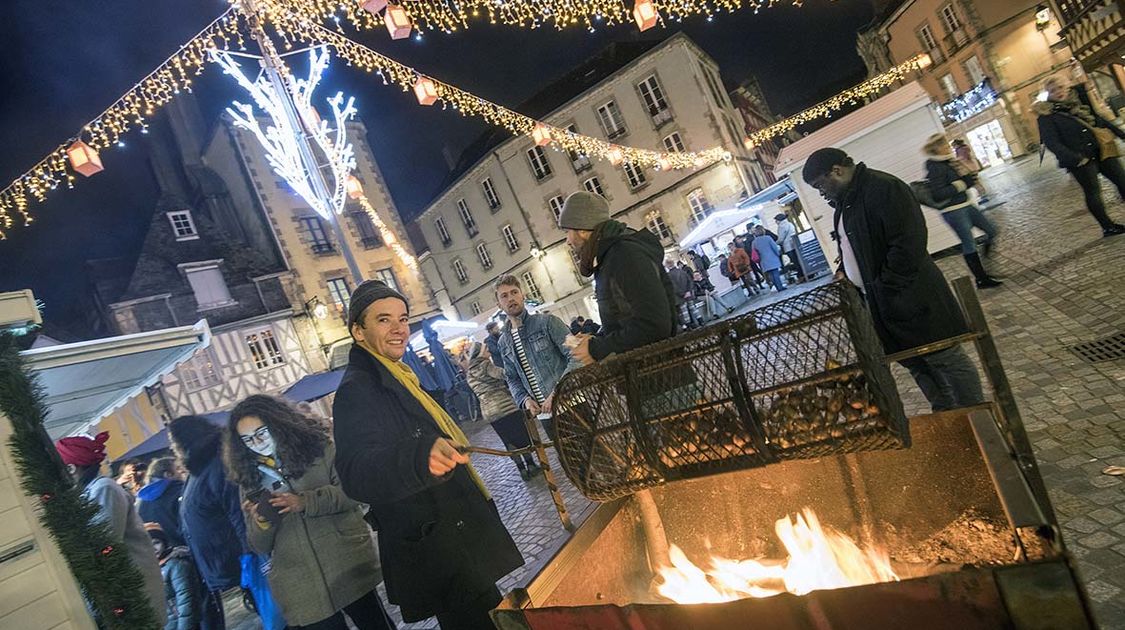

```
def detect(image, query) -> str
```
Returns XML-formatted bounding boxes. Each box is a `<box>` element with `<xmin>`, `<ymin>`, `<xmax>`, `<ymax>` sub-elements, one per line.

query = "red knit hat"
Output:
<box><xmin>55</xmin><ymin>431</ymin><xmax>110</xmax><ymax>467</ymax></box>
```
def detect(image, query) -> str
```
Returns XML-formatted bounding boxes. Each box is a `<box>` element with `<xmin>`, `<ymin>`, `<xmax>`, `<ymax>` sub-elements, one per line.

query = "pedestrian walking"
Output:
<box><xmin>332</xmin><ymin>280</ymin><xmax>523</xmax><ymax>630</ymax></box>
<box><xmin>138</xmin><ymin>457</ymin><xmax>188</xmax><ymax>547</ymax></box>
<box><xmin>802</xmin><ymin>147</ymin><xmax>985</xmax><ymax>412</ymax></box>
<box><xmin>464</xmin><ymin>341</ymin><xmax>541</xmax><ymax>480</ymax></box>
<box><xmin>483</xmin><ymin>321</ymin><xmax>504</xmax><ymax>368</ymax></box>
<box><xmin>146</xmin><ymin>522</ymin><xmax>201</xmax><ymax>630</ymax></box>
<box><xmin>557</xmin><ymin>191</ymin><xmax>677</xmax><ymax>365</ymax></box>
<box><xmin>774</xmin><ymin>213</ymin><xmax>803</xmax><ymax>282</ymax></box>
<box><xmin>223</xmin><ymin>395</ymin><xmax>394</xmax><ymax>630</ymax></box>
<box><xmin>169</xmin><ymin>415</ymin><xmax>255</xmax><ymax>630</ymax></box>
<box><xmin>726</xmin><ymin>242</ymin><xmax>759</xmax><ymax>296</ymax></box>
<box><xmin>951</xmin><ymin>138</ymin><xmax>989</xmax><ymax>203</ymax></box>
<box><xmin>666</xmin><ymin>259</ymin><xmax>701</xmax><ymax>330</ymax></box>
<box><xmin>687</xmin><ymin>249</ymin><xmax>710</xmax><ymax>275</ymax></box>
<box><xmin>55</xmin><ymin>432</ymin><xmax>167</xmax><ymax>622</ymax></box>
<box><xmin>737</xmin><ymin>234</ymin><xmax>767</xmax><ymax>289</ymax></box>
<box><xmin>751</xmin><ymin>225</ymin><xmax>787</xmax><ymax>292</ymax></box>
<box><xmin>693</xmin><ymin>271</ymin><xmax>735</xmax><ymax>320</ymax></box>
<box><xmin>1036</xmin><ymin>76</ymin><xmax>1125</xmax><ymax>237</ymax></box>
<box><xmin>922</xmin><ymin>133</ymin><xmax>1002</xmax><ymax>288</ymax></box>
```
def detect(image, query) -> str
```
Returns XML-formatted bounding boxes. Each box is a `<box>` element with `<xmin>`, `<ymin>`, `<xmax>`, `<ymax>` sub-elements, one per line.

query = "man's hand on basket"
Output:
<box><xmin>542</xmin><ymin>393</ymin><xmax>555</xmax><ymax>414</ymax></box>
<box><xmin>571</xmin><ymin>335</ymin><xmax>594</xmax><ymax>366</ymax></box>
<box><xmin>429</xmin><ymin>437</ymin><xmax>469</xmax><ymax>477</ymax></box>
<box><xmin>524</xmin><ymin>397</ymin><xmax>542</xmax><ymax>415</ymax></box>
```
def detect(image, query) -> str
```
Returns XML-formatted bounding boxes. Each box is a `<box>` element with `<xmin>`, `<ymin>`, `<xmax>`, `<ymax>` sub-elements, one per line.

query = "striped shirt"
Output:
<box><xmin>510</xmin><ymin>326</ymin><xmax>545</xmax><ymax>403</ymax></box>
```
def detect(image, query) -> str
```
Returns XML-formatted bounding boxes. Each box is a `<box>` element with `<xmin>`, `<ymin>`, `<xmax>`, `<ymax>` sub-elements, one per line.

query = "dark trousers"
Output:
<box><xmin>899</xmin><ymin>346</ymin><xmax>985</xmax><ymax>412</ymax></box>
<box><xmin>200</xmin><ymin>588</ymin><xmax>226</xmax><ymax>630</ymax></box>
<box><xmin>1069</xmin><ymin>158</ymin><xmax>1125</xmax><ymax>229</ymax></box>
<box><xmin>294</xmin><ymin>590</ymin><xmax>396</xmax><ymax>630</ymax></box>
<box><xmin>435</xmin><ymin>585</ymin><xmax>502</xmax><ymax>630</ymax></box>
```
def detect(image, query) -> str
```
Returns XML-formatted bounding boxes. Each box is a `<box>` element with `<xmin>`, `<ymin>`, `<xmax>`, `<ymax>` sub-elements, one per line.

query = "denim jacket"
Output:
<box><xmin>498</xmin><ymin>312</ymin><xmax>581</xmax><ymax>408</ymax></box>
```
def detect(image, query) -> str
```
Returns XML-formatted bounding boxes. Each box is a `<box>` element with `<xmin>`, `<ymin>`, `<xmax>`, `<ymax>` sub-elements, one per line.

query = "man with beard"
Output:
<box><xmin>559</xmin><ymin>192</ymin><xmax>678</xmax><ymax>365</ymax></box>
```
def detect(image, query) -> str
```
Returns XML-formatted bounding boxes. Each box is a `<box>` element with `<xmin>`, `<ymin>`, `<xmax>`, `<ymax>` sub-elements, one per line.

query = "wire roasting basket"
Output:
<box><xmin>551</xmin><ymin>281</ymin><xmax>910</xmax><ymax>501</ymax></box>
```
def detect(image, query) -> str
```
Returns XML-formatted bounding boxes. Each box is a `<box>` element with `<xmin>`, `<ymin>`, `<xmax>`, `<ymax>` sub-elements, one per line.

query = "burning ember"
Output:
<box><xmin>654</xmin><ymin>508</ymin><xmax>899</xmax><ymax>604</ymax></box>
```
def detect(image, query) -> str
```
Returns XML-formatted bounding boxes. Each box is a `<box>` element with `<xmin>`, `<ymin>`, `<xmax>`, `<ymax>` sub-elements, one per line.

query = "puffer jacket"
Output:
<box><xmin>924</xmin><ymin>157</ymin><xmax>973</xmax><ymax>211</ymax></box>
<box><xmin>161</xmin><ymin>551</ymin><xmax>200</xmax><ymax>630</ymax></box>
<box><xmin>465</xmin><ymin>353</ymin><xmax>519</xmax><ymax>422</ymax></box>
<box><xmin>138</xmin><ymin>478</ymin><xmax>186</xmax><ymax>547</ymax></box>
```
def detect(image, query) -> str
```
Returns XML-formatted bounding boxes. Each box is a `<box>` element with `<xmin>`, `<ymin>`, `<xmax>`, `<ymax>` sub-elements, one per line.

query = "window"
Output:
<box><xmin>476</xmin><ymin>242</ymin><xmax>493</xmax><ymax>270</ymax></box>
<box><xmin>686</xmin><ymin>188</ymin><xmax>713</xmax><ymax>224</ymax></box>
<box><xmin>327</xmin><ymin>277</ymin><xmax>351</xmax><ymax>311</ymax></box>
<box><xmin>638</xmin><ymin>75</ymin><xmax>672</xmax><ymax>126</ymax></box>
<box><xmin>623</xmin><ymin>162</ymin><xmax>647</xmax><ymax>190</ymax></box>
<box><xmin>521</xmin><ymin>271</ymin><xmax>543</xmax><ymax>301</ymax></box>
<box><xmin>526</xmin><ymin>146</ymin><xmax>553</xmax><ymax>181</ymax></box>
<box><xmin>300</xmin><ymin>217</ymin><xmax>333</xmax><ymax>254</ymax></box>
<box><xmin>938</xmin><ymin>3</ymin><xmax>961</xmax><ymax>33</ymax></box>
<box><xmin>167</xmin><ymin>211</ymin><xmax>198</xmax><ymax>240</ymax></box>
<box><xmin>481</xmin><ymin>177</ymin><xmax>501</xmax><ymax>210</ymax></box>
<box><xmin>939</xmin><ymin>73</ymin><xmax>959</xmax><ymax>99</ymax></box>
<box><xmin>435</xmin><ymin>217</ymin><xmax>452</xmax><ymax>246</ymax></box>
<box><xmin>456</xmin><ymin>199</ymin><xmax>478</xmax><ymax>236</ymax></box>
<box><xmin>663</xmin><ymin>132</ymin><xmax>686</xmax><ymax>153</ymax></box>
<box><xmin>646</xmin><ymin>210</ymin><xmax>672</xmax><ymax>240</ymax></box>
<box><xmin>700</xmin><ymin>64</ymin><xmax>726</xmax><ymax>107</ymax></box>
<box><xmin>246</xmin><ymin>328</ymin><xmax>285</xmax><ymax>370</ymax></box>
<box><xmin>452</xmin><ymin>258</ymin><xmax>469</xmax><ymax>284</ymax></box>
<box><xmin>964</xmin><ymin>56</ymin><xmax>986</xmax><ymax>85</ymax></box>
<box><xmin>184</xmin><ymin>264</ymin><xmax>234</xmax><ymax>311</ymax></box>
<box><xmin>584</xmin><ymin>176</ymin><xmax>606</xmax><ymax>198</ymax></box>
<box><xmin>565</xmin><ymin>124</ymin><xmax>591</xmax><ymax>172</ymax></box>
<box><xmin>179</xmin><ymin>351</ymin><xmax>220</xmax><ymax>391</ymax></box>
<box><xmin>470</xmin><ymin>301</ymin><xmax>482</xmax><ymax>316</ymax></box>
<box><xmin>373</xmin><ymin>268</ymin><xmax>399</xmax><ymax>292</ymax></box>
<box><xmin>352</xmin><ymin>211</ymin><xmax>381</xmax><ymax>248</ymax></box>
<box><xmin>502</xmin><ymin>224</ymin><xmax>520</xmax><ymax>252</ymax></box>
<box><xmin>596</xmin><ymin>100</ymin><xmax>627</xmax><ymax>139</ymax></box>
<box><xmin>549</xmin><ymin>195</ymin><xmax>565</xmax><ymax>226</ymax></box>
<box><xmin>917</xmin><ymin>24</ymin><xmax>943</xmax><ymax>63</ymax></box>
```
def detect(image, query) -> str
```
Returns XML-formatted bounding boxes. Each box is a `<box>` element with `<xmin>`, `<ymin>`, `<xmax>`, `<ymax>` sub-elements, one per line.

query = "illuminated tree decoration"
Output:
<box><xmin>213</xmin><ymin>48</ymin><xmax>357</xmax><ymax>221</ymax></box>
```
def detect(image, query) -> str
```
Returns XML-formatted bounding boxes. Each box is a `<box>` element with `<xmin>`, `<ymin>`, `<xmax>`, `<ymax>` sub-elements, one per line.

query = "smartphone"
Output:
<box><xmin>247</xmin><ymin>488</ymin><xmax>283</xmax><ymax>524</ymax></box>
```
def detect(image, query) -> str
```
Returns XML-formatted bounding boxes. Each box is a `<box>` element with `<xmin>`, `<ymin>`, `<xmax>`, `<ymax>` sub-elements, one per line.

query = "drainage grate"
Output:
<box><xmin>1070</xmin><ymin>332</ymin><xmax>1125</xmax><ymax>363</ymax></box>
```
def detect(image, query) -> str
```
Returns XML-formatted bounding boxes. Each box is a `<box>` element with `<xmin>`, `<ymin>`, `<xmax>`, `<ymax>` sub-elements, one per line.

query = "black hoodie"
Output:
<box><xmin>588</xmin><ymin>224</ymin><xmax>678</xmax><ymax>360</ymax></box>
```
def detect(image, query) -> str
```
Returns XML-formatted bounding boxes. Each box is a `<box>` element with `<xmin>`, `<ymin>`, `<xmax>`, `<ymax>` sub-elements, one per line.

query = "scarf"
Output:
<box><xmin>577</xmin><ymin>219</ymin><xmax>627</xmax><ymax>277</ymax></box>
<box><xmin>1050</xmin><ymin>89</ymin><xmax>1097</xmax><ymax>127</ymax></box>
<box><xmin>361</xmin><ymin>343</ymin><xmax>491</xmax><ymax>499</ymax></box>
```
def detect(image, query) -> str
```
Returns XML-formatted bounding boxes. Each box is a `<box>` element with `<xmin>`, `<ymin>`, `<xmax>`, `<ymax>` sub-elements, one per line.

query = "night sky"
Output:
<box><xmin>0</xmin><ymin>0</ymin><xmax>875</xmax><ymax>337</ymax></box>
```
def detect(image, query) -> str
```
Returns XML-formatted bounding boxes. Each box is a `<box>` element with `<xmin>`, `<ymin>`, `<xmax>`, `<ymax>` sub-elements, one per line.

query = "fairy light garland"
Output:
<box><xmin>356</xmin><ymin>194</ymin><xmax>418</xmax><ymax>270</ymax></box>
<box><xmin>264</xmin><ymin>9</ymin><xmax>731</xmax><ymax>171</ymax></box>
<box><xmin>743</xmin><ymin>54</ymin><xmax>932</xmax><ymax>150</ymax></box>
<box><xmin>0</xmin><ymin>9</ymin><xmax>245</xmax><ymax>238</ymax></box>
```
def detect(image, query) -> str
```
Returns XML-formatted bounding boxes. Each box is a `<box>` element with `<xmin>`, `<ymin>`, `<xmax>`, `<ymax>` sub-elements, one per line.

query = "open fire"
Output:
<box><xmin>654</xmin><ymin>508</ymin><xmax>899</xmax><ymax>604</ymax></box>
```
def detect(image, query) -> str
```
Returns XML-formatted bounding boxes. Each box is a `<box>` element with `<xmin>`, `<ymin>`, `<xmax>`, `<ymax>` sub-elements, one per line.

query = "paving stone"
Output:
<box><xmin>1089</xmin><ymin>507</ymin><xmax>1125</xmax><ymax>526</ymax></box>
<box><xmin>1079</xmin><ymin>532</ymin><xmax>1120</xmax><ymax>549</ymax></box>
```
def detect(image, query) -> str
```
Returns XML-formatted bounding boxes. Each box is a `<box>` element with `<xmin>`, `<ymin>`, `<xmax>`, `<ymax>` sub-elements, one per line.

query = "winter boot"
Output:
<box><xmin>964</xmin><ymin>252</ymin><xmax>1002</xmax><ymax>288</ymax></box>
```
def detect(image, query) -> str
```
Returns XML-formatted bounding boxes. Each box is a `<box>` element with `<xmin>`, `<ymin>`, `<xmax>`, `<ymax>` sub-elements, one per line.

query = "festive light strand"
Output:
<box><xmin>269</xmin><ymin>0</ymin><xmax>798</xmax><ymax>36</ymax></box>
<box><xmin>356</xmin><ymin>194</ymin><xmax>418</xmax><ymax>270</ymax></box>
<box><xmin>0</xmin><ymin>9</ymin><xmax>244</xmax><ymax>238</ymax></box>
<box><xmin>263</xmin><ymin>8</ymin><xmax>731</xmax><ymax>171</ymax></box>
<box><xmin>743</xmin><ymin>54</ymin><xmax>933</xmax><ymax>150</ymax></box>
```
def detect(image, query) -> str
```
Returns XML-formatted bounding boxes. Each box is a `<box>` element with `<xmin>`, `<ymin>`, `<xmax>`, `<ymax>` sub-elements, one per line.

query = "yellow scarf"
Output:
<box><xmin>362</xmin><ymin>343</ymin><xmax>491</xmax><ymax>499</ymax></box>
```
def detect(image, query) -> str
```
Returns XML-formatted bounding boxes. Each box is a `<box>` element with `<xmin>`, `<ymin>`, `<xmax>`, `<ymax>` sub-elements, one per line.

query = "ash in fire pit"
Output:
<box><xmin>888</xmin><ymin>510</ymin><xmax>1017</xmax><ymax>568</ymax></box>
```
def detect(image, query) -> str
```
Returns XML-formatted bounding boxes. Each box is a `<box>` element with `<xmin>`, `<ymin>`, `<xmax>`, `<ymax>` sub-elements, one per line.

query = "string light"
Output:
<box><xmin>263</xmin><ymin>9</ymin><xmax>731</xmax><ymax>171</ymax></box>
<box><xmin>0</xmin><ymin>8</ymin><xmax>244</xmax><ymax>238</ymax></box>
<box><xmin>743</xmin><ymin>54</ymin><xmax>932</xmax><ymax>151</ymax></box>
<box><xmin>356</xmin><ymin>194</ymin><xmax>418</xmax><ymax>270</ymax></box>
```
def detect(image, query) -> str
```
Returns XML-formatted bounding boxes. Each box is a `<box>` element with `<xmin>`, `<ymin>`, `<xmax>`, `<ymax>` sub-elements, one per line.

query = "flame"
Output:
<box><xmin>654</xmin><ymin>508</ymin><xmax>898</xmax><ymax>604</ymax></box>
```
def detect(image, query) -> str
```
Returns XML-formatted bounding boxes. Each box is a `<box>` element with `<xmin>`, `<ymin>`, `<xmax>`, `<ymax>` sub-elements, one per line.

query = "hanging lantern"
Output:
<box><xmin>385</xmin><ymin>4</ymin><xmax>413</xmax><ymax>39</ymax></box>
<box><xmin>693</xmin><ymin>156</ymin><xmax>707</xmax><ymax>168</ymax></box>
<box><xmin>66</xmin><ymin>140</ymin><xmax>103</xmax><ymax>177</ymax></box>
<box><xmin>742</xmin><ymin>137</ymin><xmax>755</xmax><ymax>150</ymax></box>
<box><xmin>607</xmin><ymin>147</ymin><xmax>625</xmax><ymax>166</ymax></box>
<box><xmin>414</xmin><ymin>76</ymin><xmax>438</xmax><ymax>106</ymax></box>
<box><xmin>362</xmin><ymin>0</ymin><xmax>388</xmax><ymax>15</ymax></box>
<box><xmin>531</xmin><ymin>124</ymin><xmax>552</xmax><ymax>147</ymax></box>
<box><xmin>657</xmin><ymin>156</ymin><xmax>673</xmax><ymax>171</ymax></box>
<box><xmin>346</xmin><ymin>175</ymin><xmax>364</xmax><ymax>200</ymax></box>
<box><xmin>633</xmin><ymin>0</ymin><xmax>658</xmax><ymax>31</ymax></box>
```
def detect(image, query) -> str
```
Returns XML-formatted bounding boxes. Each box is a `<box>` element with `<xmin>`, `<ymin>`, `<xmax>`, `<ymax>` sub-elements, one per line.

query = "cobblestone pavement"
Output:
<box><xmin>232</xmin><ymin>157</ymin><xmax>1124</xmax><ymax>629</ymax></box>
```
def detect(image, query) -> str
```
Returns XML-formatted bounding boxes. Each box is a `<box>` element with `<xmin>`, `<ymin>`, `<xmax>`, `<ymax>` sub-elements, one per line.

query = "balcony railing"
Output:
<box><xmin>649</xmin><ymin>107</ymin><xmax>673</xmax><ymax>128</ymax></box>
<box><xmin>571</xmin><ymin>155</ymin><xmax>592</xmax><ymax>173</ymax></box>
<box><xmin>943</xmin><ymin>28</ymin><xmax>970</xmax><ymax>54</ymax></box>
<box><xmin>310</xmin><ymin>242</ymin><xmax>335</xmax><ymax>255</ymax></box>
<box><xmin>360</xmin><ymin>235</ymin><xmax>382</xmax><ymax>249</ymax></box>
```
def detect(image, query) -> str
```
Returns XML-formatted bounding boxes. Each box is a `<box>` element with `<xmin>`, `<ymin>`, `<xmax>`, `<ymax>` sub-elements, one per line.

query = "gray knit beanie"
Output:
<box><xmin>347</xmin><ymin>280</ymin><xmax>408</xmax><ymax>329</ymax></box>
<box><xmin>558</xmin><ymin>191</ymin><xmax>610</xmax><ymax>231</ymax></box>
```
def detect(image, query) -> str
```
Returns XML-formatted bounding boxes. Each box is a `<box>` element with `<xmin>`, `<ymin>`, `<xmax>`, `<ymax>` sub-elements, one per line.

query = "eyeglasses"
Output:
<box><xmin>239</xmin><ymin>426</ymin><xmax>271</xmax><ymax>447</ymax></box>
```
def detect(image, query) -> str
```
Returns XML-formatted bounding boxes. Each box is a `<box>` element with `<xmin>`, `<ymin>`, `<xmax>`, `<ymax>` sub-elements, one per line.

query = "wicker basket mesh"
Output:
<box><xmin>552</xmin><ymin>281</ymin><xmax>909</xmax><ymax>501</ymax></box>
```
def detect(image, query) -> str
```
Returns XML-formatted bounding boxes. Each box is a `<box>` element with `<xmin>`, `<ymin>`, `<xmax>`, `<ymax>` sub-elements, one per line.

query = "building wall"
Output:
<box><xmin>94</xmin><ymin>388</ymin><xmax>168</xmax><ymax>462</ymax></box>
<box><xmin>209</xmin><ymin>118</ymin><xmax>435</xmax><ymax>348</ymax></box>
<box><xmin>415</xmin><ymin>34</ymin><xmax>753</xmax><ymax>320</ymax></box>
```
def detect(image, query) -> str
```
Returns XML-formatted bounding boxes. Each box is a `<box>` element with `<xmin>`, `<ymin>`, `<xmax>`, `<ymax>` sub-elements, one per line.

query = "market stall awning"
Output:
<box><xmin>739</xmin><ymin>177</ymin><xmax>796</xmax><ymax>208</ymax></box>
<box><xmin>20</xmin><ymin>321</ymin><xmax>211</xmax><ymax>439</ymax></box>
<box><xmin>282</xmin><ymin>370</ymin><xmax>345</xmax><ymax>402</ymax></box>
<box><xmin>679</xmin><ymin>208</ymin><xmax>761</xmax><ymax>249</ymax></box>
<box><xmin>114</xmin><ymin>411</ymin><xmax>227</xmax><ymax>462</ymax></box>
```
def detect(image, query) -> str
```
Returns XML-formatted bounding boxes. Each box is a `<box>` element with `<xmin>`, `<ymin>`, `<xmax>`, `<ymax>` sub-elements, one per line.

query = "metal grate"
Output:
<box><xmin>1069</xmin><ymin>331</ymin><xmax>1125</xmax><ymax>364</ymax></box>
<box><xmin>552</xmin><ymin>281</ymin><xmax>910</xmax><ymax>501</ymax></box>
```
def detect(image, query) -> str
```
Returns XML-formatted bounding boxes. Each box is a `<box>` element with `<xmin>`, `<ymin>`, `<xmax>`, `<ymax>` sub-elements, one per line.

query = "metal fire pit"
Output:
<box><xmin>552</xmin><ymin>281</ymin><xmax>909</xmax><ymax>501</ymax></box>
<box><xmin>492</xmin><ymin>408</ymin><xmax>1096</xmax><ymax>629</ymax></box>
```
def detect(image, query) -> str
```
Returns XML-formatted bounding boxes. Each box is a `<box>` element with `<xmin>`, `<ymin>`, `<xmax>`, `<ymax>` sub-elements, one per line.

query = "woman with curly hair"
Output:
<box><xmin>223</xmin><ymin>394</ymin><xmax>395</xmax><ymax>630</ymax></box>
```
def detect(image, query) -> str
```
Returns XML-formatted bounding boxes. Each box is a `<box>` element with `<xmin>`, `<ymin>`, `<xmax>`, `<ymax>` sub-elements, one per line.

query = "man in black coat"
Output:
<box><xmin>333</xmin><ymin>280</ymin><xmax>523</xmax><ymax>629</ymax></box>
<box><xmin>802</xmin><ymin>148</ymin><xmax>984</xmax><ymax>412</ymax></box>
<box><xmin>558</xmin><ymin>192</ymin><xmax>678</xmax><ymax>364</ymax></box>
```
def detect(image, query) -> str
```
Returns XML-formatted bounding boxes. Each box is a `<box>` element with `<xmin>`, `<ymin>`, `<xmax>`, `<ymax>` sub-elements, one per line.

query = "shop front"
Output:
<box><xmin>941</xmin><ymin>79</ymin><xmax>1022</xmax><ymax>166</ymax></box>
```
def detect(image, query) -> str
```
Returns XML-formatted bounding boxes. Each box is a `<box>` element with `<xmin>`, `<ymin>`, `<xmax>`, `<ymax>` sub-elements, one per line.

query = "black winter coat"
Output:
<box><xmin>831</xmin><ymin>164</ymin><xmax>969</xmax><ymax>354</ymax></box>
<box><xmin>1037</xmin><ymin>86</ymin><xmax>1125</xmax><ymax>169</ymax></box>
<box><xmin>924</xmin><ymin>158</ymin><xmax>972</xmax><ymax>208</ymax></box>
<box><xmin>179</xmin><ymin>453</ymin><xmax>248</xmax><ymax>591</ymax></box>
<box><xmin>668</xmin><ymin>266</ymin><xmax>694</xmax><ymax>304</ymax></box>
<box><xmin>332</xmin><ymin>346</ymin><xmax>524</xmax><ymax>621</ymax></box>
<box><xmin>587</xmin><ymin>225</ymin><xmax>678</xmax><ymax>360</ymax></box>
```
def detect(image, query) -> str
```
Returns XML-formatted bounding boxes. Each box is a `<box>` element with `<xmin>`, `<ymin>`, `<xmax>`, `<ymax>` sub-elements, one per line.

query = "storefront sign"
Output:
<box><xmin>942</xmin><ymin>79</ymin><xmax>999</xmax><ymax>123</ymax></box>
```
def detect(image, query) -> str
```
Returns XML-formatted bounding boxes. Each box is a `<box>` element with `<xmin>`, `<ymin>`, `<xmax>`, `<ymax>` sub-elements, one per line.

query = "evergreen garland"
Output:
<box><xmin>0</xmin><ymin>333</ymin><xmax>160</xmax><ymax>629</ymax></box>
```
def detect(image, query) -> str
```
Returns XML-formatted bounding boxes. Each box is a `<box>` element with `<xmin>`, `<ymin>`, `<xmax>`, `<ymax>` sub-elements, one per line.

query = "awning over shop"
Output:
<box><xmin>20</xmin><ymin>321</ymin><xmax>211</xmax><ymax>440</ymax></box>
<box><xmin>114</xmin><ymin>411</ymin><xmax>228</xmax><ymax>462</ymax></box>
<box><xmin>282</xmin><ymin>369</ymin><xmax>345</xmax><ymax>402</ymax></box>
<box><xmin>739</xmin><ymin>177</ymin><xmax>796</xmax><ymax>208</ymax></box>
<box><xmin>679</xmin><ymin>208</ymin><xmax>761</xmax><ymax>249</ymax></box>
